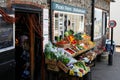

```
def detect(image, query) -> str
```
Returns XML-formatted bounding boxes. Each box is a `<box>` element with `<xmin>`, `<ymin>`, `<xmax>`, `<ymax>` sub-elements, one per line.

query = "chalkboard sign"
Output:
<box><xmin>0</xmin><ymin>15</ymin><xmax>14</xmax><ymax>51</ymax></box>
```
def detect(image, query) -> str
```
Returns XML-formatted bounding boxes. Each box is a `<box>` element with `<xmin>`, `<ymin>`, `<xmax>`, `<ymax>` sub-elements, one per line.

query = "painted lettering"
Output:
<box><xmin>55</xmin><ymin>4</ymin><xmax>64</xmax><ymax>10</ymax></box>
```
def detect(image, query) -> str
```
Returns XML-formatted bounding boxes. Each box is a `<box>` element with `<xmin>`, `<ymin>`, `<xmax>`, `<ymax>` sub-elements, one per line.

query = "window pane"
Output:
<box><xmin>53</xmin><ymin>11</ymin><xmax>85</xmax><ymax>41</ymax></box>
<box><xmin>0</xmin><ymin>16</ymin><xmax>14</xmax><ymax>50</ymax></box>
<box><xmin>94</xmin><ymin>8</ymin><xmax>102</xmax><ymax>39</ymax></box>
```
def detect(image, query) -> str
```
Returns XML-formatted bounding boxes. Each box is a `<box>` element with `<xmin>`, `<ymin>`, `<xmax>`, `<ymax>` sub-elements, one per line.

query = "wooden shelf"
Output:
<box><xmin>73</xmin><ymin>44</ymin><xmax>96</xmax><ymax>57</ymax></box>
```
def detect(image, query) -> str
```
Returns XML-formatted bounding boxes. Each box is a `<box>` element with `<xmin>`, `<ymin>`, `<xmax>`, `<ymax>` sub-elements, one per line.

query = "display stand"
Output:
<box><xmin>45</xmin><ymin>45</ymin><xmax>96</xmax><ymax>80</ymax></box>
<box><xmin>45</xmin><ymin>32</ymin><xmax>96</xmax><ymax>80</ymax></box>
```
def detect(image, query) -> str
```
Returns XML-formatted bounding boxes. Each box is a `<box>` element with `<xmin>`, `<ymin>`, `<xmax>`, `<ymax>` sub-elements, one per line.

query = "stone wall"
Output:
<box><xmin>0</xmin><ymin>0</ymin><xmax>7</xmax><ymax>7</ymax></box>
<box><xmin>0</xmin><ymin>0</ymin><xmax>48</xmax><ymax>8</ymax></box>
<box><xmin>53</xmin><ymin>0</ymin><xmax>92</xmax><ymax>35</ymax></box>
<box><xmin>95</xmin><ymin>0</ymin><xmax>110</xmax><ymax>11</ymax></box>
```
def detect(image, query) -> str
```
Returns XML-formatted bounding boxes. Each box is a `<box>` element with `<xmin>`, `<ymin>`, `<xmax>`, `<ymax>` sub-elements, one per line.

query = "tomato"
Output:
<box><xmin>71</xmin><ymin>40</ymin><xmax>77</xmax><ymax>44</ymax></box>
<box><xmin>65</xmin><ymin>48</ymin><xmax>74</xmax><ymax>54</ymax></box>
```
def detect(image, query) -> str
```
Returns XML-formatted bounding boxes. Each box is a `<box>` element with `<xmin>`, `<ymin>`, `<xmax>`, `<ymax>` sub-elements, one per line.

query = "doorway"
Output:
<box><xmin>15</xmin><ymin>9</ymin><xmax>43</xmax><ymax>80</ymax></box>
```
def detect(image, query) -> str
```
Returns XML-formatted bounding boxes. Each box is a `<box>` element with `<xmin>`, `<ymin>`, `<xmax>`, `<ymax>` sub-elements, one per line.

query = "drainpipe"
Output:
<box><xmin>49</xmin><ymin>0</ymin><xmax>53</xmax><ymax>42</ymax></box>
<box><xmin>91</xmin><ymin>0</ymin><xmax>95</xmax><ymax>41</ymax></box>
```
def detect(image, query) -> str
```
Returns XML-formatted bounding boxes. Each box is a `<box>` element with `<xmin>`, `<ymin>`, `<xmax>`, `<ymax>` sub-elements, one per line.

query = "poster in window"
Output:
<box><xmin>0</xmin><ymin>16</ymin><xmax>14</xmax><ymax>50</ymax></box>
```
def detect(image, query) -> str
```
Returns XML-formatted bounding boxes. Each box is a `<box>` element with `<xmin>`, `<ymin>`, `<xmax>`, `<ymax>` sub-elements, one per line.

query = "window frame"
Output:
<box><xmin>94</xmin><ymin>8</ymin><xmax>103</xmax><ymax>40</ymax></box>
<box><xmin>0</xmin><ymin>14</ymin><xmax>15</xmax><ymax>53</ymax></box>
<box><xmin>53</xmin><ymin>11</ymin><xmax>85</xmax><ymax>41</ymax></box>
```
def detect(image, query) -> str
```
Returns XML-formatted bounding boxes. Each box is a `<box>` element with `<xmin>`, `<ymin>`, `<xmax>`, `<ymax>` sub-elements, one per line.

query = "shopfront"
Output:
<box><xmin>51</xmin><ymin>2</ymin><xmax>87</xmax><ymax>41</ymax></box>
<box><xmin>13</xmin><ymin>3</ymin><xmax>45</xmax><ymax>80</ymax></box>
<box><xmin>45</xmin><ymin>1</ymin><xmax>96</xmax><ymax>80</ymax></box>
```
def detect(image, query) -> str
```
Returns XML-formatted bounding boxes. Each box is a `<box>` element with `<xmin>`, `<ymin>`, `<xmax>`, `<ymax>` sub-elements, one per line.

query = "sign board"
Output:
<box><xmin>52</xmin><ymin>2</ymin><xmax>86</xmax><ymax>14</ymax></box>
<box><xmin>108</xmin><ymin>20</ymin><xmax>117</xmax><ymax>28</ymax></box>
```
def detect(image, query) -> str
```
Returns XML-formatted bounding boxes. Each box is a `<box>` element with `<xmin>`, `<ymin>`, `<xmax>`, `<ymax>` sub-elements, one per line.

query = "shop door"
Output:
<box><xmin>15</xmin><ymin>8</ymin><xmax>43</xmax><ymax>80</ymax></box>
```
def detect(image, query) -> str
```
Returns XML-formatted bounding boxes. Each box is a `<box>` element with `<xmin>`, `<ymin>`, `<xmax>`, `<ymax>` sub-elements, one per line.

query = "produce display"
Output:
<box><xmin>65</xmin><ymin>48</ymin><xmax>76</xmax><ymax>55</ymax></box>
<box><xmin>45</xmin><ymin>30</ymin><xmax>96</xmax><ymax>78</ymax></box>
<box><xmin>45</xmin><ymin>42</ymin><xmax>90</xmax><ymax>77</ymax></box>
<box><xmin>69</xmin><ymin>61</ymin><xmax>90</xmax><ymax>77</ymax></box>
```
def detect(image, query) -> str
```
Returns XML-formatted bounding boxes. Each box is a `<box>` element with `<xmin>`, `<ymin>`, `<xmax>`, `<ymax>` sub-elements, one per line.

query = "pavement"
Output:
<box><xmin>92</xmin><ymin>47</ymin><xmax>120</xmax><ymax>80</ymax></box>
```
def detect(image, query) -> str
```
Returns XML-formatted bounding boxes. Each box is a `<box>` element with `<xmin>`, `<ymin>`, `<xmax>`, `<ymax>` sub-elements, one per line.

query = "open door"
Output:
<box><xmin>15</xmin><ymin>7</ymin><xmax>44</xmax><ymax>80</ymax></box>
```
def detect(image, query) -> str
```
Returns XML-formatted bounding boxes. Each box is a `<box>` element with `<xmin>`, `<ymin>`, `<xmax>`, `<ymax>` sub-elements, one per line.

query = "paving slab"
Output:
<box><xmin>92</xmin><ymin>51</ymin><xmax>120</xmax><ymax>80</ymax></box>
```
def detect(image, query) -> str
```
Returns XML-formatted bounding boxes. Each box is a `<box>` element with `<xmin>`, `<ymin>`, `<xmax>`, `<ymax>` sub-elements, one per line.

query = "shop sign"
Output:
<box><xmin>51</xmin><ymin>2</ymin><xmax>86</xmax><ymax>14</ymax></box>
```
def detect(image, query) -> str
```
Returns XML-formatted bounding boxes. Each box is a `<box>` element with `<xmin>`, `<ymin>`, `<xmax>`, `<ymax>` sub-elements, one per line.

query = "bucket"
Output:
<box><xmin>101</xmin><ymin>52</ymin><xmax>109</xmax><ymax>61</ymax></box>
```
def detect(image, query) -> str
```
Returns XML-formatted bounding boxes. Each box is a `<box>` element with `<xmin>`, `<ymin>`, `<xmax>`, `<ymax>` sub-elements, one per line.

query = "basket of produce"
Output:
<box><xmin>56</xmin><ymin>40</ymin><xmax>70</xmax><ymax>48</ymax></box>
<box><xmin>68</xmin><ymin>61</ymin><xmax>90</xmax><ymax>77</ymax></box>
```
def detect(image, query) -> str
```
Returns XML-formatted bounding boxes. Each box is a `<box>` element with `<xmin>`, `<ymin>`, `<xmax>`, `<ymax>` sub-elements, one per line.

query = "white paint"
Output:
<box><xmin>110</xmin><ymin>0</ymin><xmax>120</xmax><ymax>45</ymax></box>
<box><xmin>43</xmin><ymin>9</ymin><xmax>49</xmax><ymax>50</ymax></box>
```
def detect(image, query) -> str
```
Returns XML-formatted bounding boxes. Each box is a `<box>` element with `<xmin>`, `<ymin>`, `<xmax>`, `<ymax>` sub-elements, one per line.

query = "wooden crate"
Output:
<box><xmin>56</xmin><ymin>43</ymin><xmax>71</xmax><ymax>48</ymax></box>
<box><xmin>45</xmin><ymin>59</ymin><xmax>60</xmax><ymax>72</ymax></box>
<box><xmin>57</xmin><ymin>61</ymin><xmax>69</xmax><ymax>73</ymax></box>
<box><xmin>47</xmin><ymin>64</ymin><xmax>60</xmax><ymax>72</ymax></box>
<box><xmin>45</xmin><ymin>59</ymin><xmax>57</xmax><ymax>65</ymax></box>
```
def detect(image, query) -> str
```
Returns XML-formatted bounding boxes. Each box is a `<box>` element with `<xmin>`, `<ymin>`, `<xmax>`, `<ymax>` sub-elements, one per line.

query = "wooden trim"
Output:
<box><xmin>30</xmin><ymin>23</ymin><xmax>34</xmax><ymax>80</ymax></box>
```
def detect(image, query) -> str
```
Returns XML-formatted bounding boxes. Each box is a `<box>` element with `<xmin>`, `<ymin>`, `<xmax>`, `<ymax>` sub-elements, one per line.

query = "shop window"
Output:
<box><xmin>94</xmin><ymin>8</ymin><xmax>102</xmax><ymax>40</ymax></box>
<box><xmin>102</xmin><ymin>12</ymin><xmax>107</xmax><ymax>35</ymax></box>
<box><xmin>53</xmin><ymin>11</ymin><xmax>84</xmax><ymax>41</ymax></box>
<box><xmin>0</xmin><ymin>15</ymin><xmax>15</xmax><ymax>52</ymax></box>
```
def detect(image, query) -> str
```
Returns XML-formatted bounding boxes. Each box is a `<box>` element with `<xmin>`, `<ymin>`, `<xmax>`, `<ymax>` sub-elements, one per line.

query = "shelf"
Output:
<box><xmin>73</xmin><ymin>44</ymin><xmax>96</xmax><ymax>57</ymax></box>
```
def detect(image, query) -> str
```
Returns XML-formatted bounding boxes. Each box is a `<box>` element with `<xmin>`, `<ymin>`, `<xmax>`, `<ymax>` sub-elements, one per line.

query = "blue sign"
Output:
<box><xmin>52</xmin><ymin>2</ymin><xmax>87</xmax><ymax>14</ymax></box>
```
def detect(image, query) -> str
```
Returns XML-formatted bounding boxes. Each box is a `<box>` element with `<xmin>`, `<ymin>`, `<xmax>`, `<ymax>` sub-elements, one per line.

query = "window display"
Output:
<box><xmin>54</xmin><ymin>11</ymin><xmax>84</xmax><ymax>41</ymax></box>
<box><xmin>44</xmin><ymin>30</ymin><xmax>96</xmax><ymax>78</ymax></box>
